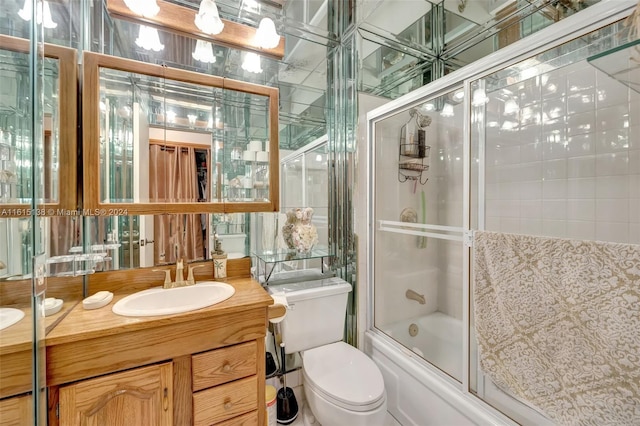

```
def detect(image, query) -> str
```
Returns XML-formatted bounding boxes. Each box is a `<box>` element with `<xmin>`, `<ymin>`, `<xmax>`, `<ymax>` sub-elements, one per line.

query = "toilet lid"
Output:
<box><xmin>303</xmin><ymin>342</ymin><xmax>385</xmax><ymax>412</ymax></box>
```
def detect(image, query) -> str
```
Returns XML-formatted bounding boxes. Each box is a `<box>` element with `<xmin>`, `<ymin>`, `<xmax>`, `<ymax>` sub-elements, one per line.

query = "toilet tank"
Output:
<box><xmin>268</xmin><ymin>278</ymin><xmax>352</xmax><ymax>354</ymax></box>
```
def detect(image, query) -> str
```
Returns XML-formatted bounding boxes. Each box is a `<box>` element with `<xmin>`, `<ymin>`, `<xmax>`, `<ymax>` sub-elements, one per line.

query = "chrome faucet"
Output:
<box><xmin>154</xmin><ymin>260</ymin><xmax>204</xmax><ymax>289</ymax></box>
<box><xmin>406</xmin><ymin>289</ymin><xmax>426</xmax><ymax>304</ymax></box>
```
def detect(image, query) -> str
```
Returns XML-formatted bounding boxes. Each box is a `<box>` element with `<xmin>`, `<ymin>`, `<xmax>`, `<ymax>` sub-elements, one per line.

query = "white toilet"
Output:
<box><xmin>269</xmin><ymin>278</ymin><xmax>387</xmax><ymax>426</ymax></box>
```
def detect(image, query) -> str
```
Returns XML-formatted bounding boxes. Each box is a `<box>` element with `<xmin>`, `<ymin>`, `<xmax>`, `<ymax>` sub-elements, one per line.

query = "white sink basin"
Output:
<box><xmin>0</xmin><ymin>307</ymin><xmax>25</xmax><ymax>331</ymax></box>
<box><xmin>112</xmin><ymin>281</ymin><xmax>235</xmax><ymax>317</ymax></box>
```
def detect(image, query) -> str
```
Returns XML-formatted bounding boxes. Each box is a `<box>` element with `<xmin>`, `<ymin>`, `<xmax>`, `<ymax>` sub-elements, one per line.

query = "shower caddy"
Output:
<box><xmin>398</xmin><ymin>108</ymin><xmax>431</xmax><ymax>185</ymax></box>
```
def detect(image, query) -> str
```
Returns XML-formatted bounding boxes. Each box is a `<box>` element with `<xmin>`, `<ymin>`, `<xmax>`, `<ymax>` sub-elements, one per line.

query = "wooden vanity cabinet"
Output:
<box><xmin>0</xmin><ymin>393</ymin><xmax>33</xmax><ymax>425</ymax></box>
<box><xmin>58</xmin><ymin>362</ymin><xmax>173</xmax><ymax>425</ymax></box>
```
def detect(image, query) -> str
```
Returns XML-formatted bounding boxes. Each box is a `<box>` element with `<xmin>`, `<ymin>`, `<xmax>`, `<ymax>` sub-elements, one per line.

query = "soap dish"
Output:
<box><xmin>83</xmin><ymin>291</ymin><xmax>114</xmax><ymax>310</ymax></box>
<box><xmin>44</xmin><ymin>298</ymin><xmax>64</xmax><ymax>316</ymax></box>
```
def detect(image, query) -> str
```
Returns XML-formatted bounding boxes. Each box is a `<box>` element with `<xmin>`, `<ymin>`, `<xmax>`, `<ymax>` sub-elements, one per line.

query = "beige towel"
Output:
<box><xmin>473</xmin><ymin>231</ymin><xmax>640</xmax><ymax>425</ymax></box>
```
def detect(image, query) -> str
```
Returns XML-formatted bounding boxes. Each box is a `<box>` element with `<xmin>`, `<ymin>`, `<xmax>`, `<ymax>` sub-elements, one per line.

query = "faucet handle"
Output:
<box><xmin>187</xmin><ymin>264</ymin><xmax>205</xmax><ymax>285</ymax></box>
<box><xmin>152</xmin><ymin>269</ymin><xmax>172</xmax><ymax>286</ymax></box>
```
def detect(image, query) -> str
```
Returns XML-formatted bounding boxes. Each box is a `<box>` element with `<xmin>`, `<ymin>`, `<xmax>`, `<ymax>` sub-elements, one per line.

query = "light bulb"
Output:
<box><xmin>242</xmin><ymin>52</ymin><xmax>263</xmax><ymax>74</ymax></box>
<box><xmin>195</xmin><ymin>0</ymin><xmax>224</xmax><ymax>35</ymax></box>
<box><xmin>472</xmin><ymin>88</ymin><xmax>489</xmax><ymax>106</ymax></box>
<box><xmin>166</xmin><ymin>111</ymin><xmax>176</xmax><ymax>123</ymax></box>
<box><xmin>135</xmin><ymin>26</ymin><xmax>164</xmax><ymax>52</ymax></box>
<box><xmin>255</xmin><ymin>17</ymin><xmax>280</xmax><ymax>49</ymax></box>
<box><xmin>440</xmin><ymin>103</ymin><xmax>454</xmax><ymax>117</ymax></box>
<box><xmin>192</xmin><ymin>40</ymin><xmax>216</xmax><ymax>63</ymax></box>
<box><xmin>504</xmin><ymin>99</ymin><xmax>519</xmax><ymax>115</ymax></box>
<box><xmin>123</xmin><ymin>0</ymin><xmax>159</xmax><ymax>18</ymax></box>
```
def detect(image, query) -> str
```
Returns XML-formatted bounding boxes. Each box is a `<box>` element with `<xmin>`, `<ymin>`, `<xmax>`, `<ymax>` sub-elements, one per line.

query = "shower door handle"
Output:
<box><xmin>140</xmin><ymin>239</ymin><xmax>154</xmax><ymax>247</ymax></box>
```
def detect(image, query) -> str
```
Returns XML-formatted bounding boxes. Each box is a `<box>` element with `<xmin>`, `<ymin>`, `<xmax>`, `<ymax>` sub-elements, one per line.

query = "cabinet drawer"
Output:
<box><xmin>192</xmin><ymin>341</ymin><xmax>257</xmax><ymax>391</ymax></box>
<box><xmin>193</xmin><ymin>376</ymin><xmax>257</xmax><ymax>425</ymax></box>
<box><xmin>215</xmin><ymin>410</ymin><xmax>258</xmax><ymax>426</ymax></box>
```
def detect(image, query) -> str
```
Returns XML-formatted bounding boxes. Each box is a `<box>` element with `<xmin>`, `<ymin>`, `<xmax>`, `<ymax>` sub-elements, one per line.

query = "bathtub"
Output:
<box><xmin>382</xmin><ymin>312</ymin><xmax>463</xmax><ymax>381</ymax></box>
<box><xmin>364</xmin><ymin>312</ymin><xmax>515</xmax><ymax>426</ymax></box>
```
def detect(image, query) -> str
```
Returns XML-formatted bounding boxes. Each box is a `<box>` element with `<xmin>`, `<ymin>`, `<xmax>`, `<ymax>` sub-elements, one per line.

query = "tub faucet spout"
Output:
<box><xmin>406</xmin><ymin>289</ymin><xmax>426</xmax><ymax>304</ymax></box>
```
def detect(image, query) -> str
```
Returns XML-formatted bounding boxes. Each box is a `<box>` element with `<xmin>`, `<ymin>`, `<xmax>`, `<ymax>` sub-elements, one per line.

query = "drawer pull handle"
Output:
<box><xmin>222</xmin><ymin>363</ymin><xmax>231</xmax><ymax>373</ymax></box>
<box><xmin>163</xmin><ymin>387</ymin><xmax>169</xmax><ymax>411</ymax></box>
<box><xmin>224</xmin><ymin>401</ymin><xmax>233</xmax><ymax>410</ymax></box>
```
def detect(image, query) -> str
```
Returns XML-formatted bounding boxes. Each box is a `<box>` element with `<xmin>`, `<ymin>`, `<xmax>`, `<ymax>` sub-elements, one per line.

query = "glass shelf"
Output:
<box><xmin>587</xmin><ymin>38</ymin><xmax>640</xmax><ymax>94</ymax></box>
<box><xmin>253</xmin><ymin>247</ymin><xmax>332</xmax><ymax>285</ymax></box>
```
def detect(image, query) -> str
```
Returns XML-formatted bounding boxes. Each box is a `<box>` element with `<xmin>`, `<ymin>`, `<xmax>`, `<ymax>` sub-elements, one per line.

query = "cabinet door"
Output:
<box><xmin>59</xmin><ymin>363</ymin><xmax>172</xmax><ymax>426</ymax></box>
<box><xmin>0</xmin><ymin>394</ymin><xmax>32</xmax><ymax>425</ymax></box>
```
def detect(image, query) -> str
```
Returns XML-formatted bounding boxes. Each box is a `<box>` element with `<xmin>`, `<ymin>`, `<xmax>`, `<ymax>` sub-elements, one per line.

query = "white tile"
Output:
<box><xmin>543</xmin><ymin>71</ymin><xmax>566</xmax><ymax>98</ymax></box>
<box><xmin>542</xmin><ymin>220</ymin><xmax>567</xmax><ymax>237</ymax></box>
<box><xmin>520</xmin><ymin>218</ymin><xmax>542</xmax><ymax>234</ymax></box>
<box><xmin>595</xmin><ymin>175</ymin><xmax>628</xmax><ymax>199</ymax></box>
<box><xmin>567</xmin><ymin>199</ymin><xmax>595</xmax><ymax>221</ymax></box>
<box><xmin>596</xmin><ymin>222</ymin><xmax>629</xmax><ymax>243</ymax></box>
<box><xmin>566</xmin><ymin>91</ymin><xmax>595</xmax><ymax>116</ymax></box>
<box><xmin>567</xmin><ymin>111</ymin><xmax>595</xmax><ymax>137</ymax></box>
<box><xmin>596</xmin><ymin>78</ymin><xmax>629</xmax><ymax>108</ymax></box>
<box><xmin>567</xmin><ymin>155</ymin><xmax>596</xmax><ymax>178</ymax></box>
<box><xmin>567</xmin><ymin>177</ymin><xmax>596</xmax><ymax>199</ymax></box>
<box><xmin>630</xmin><ymin>99</ymin><xmax>640</xmax><ymax>127</ymax></box>
<box><xmin>630</xmin><ymin>150</ymin><xmax>640</xmax><ymax>174</ymax></box>
<box><xmin>629</xmin><ymin>126</ymin><xmax>640</xmax><ymax>150</ymax></box>
<box><xmin>630</xmin><ymin>198</ymin><xmax>640</xmax><ymax>224</ymax></box>
<box><xmin>595</xmin><ymin>153</ymin><xmax>629</xmax><ymax>176</ymax></box>
<box><xmin>596</xmin><ymin>199</ymin><xmax>629</xmax><ymax>222</ymax></box>
<box><xmin>567</xmin><ymin>133</ymin><xmax>595</xmax><ymax>156</ymax></box>
<box><xmin>543</xmin><ymin>159</ymin><xmax>567</xmax><ymax>180</ymax></box>
<box><xmin>596</xmin><ymin>129</ymin><xmax>629</xmax><ymax>154</ymax></box>
<box><xmin>543</xmin><ymin>179</ymin><xmax>567</xmax><ymax>199</ymax></box>
<box><xmin>520</xmin><ymin>180</ymin><xmax>542</xmax><ymax>200</ymax></box>
<box><xmin>485</xmin><ymin>216</ymin><xmax>500</xmax><ymax>231</ymax></box>
<box><xmin>566</xmin><ymin>220</ymin><xmax>596</xmax><ymax>240</ymax></box>
<box><xmin>520</xmin><ymin>200</ymin><xmax>542</xmax><ymax>218</ymax></box>
<box><xmin>596</xmin><ymin>104</ymin><xmax>629</xmax><ymax>132</ymax></box>
<box><xmin>567</xmin><ymin>66</ymin><xmax>595</xmax><ymax>93</ymax></box>
<box><xmin>629</xmin><ymin>223</ymin><xmax>640</xmax><ymax>245</ymax></box>
<box><xmin>519</xmin><ymin>123</ymin><xmax>543</xmax><ymax>143</ymax></box>
<box><xmin>521</xmin><ymin>141</ymin><xmax>543</xmax><ymax>161</ymax></box>
<box><xmin>501</xmin><ymin>218</ymin><xmax>521</xmax><ymax>233</ymax></box>
<box><xmin>542</xmin><ymin>139</ymin><xmax>568</xmax><ymax>161</ymax></box>
<box><xmin>542</xmin><ymin>200</ymin><xmax>567</xmax><ymax>220</ymax></box>
<box><xmin>517</xmin><ymin>162</ymin><xmax>543</xmax><ymax>182</ymax></box>
<box><xmin>630</xmin><ymin>174</ymin><xmax>640</xmax><ymax>198</ymax></box>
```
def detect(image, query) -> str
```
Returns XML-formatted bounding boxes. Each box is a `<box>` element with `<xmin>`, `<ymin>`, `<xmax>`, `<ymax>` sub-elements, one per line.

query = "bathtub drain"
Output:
<box><xmin>409</xmin><ymin>323</ymin><xmax>419</xmax><ymax>337</ymax></box>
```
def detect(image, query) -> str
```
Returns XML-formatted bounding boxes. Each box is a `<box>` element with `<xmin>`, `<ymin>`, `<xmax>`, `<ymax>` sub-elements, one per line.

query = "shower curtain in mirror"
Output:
<box><xmin>150</xmin><ymin>144</ymin><xmax>204</xmax><ymax>264</ymax></box>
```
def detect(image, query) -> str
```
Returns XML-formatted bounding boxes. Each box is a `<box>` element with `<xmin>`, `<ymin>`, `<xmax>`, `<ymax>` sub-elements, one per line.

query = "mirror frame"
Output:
<box><xmin>82</xmin><ymin>52</ymin><xmax>280</xmax><ymax>216</ymax></box>
<box><xmin>0</xmin><ymin>35</ymin><xmax>78</xmax><ymax>217</ymax></box>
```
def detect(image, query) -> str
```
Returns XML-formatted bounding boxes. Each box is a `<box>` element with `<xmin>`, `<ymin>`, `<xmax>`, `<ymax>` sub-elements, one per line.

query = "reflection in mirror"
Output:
<box><xmin>0</xmin><ymin>35</ymin><xmax>76</xmax><ymax>215</ymax></box>
<box><xmin>82</xmin><ymin>212</ymin><xmax>255</xmax><ymax>270</ymax></box>
<box><xmin>84</xmin><ymin>52</ymin><xmax>279</xmax><ymax>215</ymax></box>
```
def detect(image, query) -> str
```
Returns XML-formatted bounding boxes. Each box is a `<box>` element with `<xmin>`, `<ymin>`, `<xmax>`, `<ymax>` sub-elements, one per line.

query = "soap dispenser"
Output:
<box><xmin>211</xmin><ymin>233</ymin><xmax>228</xmax><ymax>279</ymax></box>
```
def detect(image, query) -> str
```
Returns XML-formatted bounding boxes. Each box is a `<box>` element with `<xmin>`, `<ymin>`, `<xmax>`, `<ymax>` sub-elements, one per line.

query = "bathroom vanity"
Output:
<box><xmin>45</xmin><ymin>270</ymin><xmax>275</xmax><ymax>425</ymax></box>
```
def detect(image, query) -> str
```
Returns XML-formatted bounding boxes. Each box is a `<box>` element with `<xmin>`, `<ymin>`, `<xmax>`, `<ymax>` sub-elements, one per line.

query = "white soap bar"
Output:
<box><xmin>44</xmin><ymin>297</ymin><xmax>63</xmax><ymax>316</ymax></box>
<box><xmin>83</xmin><ymin>291</ymin><xmax>114</xmax><ymax>310</ymax></box>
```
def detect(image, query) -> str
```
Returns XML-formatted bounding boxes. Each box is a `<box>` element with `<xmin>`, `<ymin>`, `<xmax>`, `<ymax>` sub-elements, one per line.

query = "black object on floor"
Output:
<box><xmin>277</xmin><ymin>343</ymin><xmax>298</xmax><ymax>425</ymax></box>
<box><xmin>266</xmin><ymin>351</ymin><xmax>277</xmax><ymax>376</ymax></box>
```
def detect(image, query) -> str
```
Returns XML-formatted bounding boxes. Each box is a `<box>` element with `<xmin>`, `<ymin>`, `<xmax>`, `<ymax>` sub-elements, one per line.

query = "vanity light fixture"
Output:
<box><xmin>192</xmin><ymin>39</ymin><xmax>217</xmax><ymax>63</ymax></box>
<box><xmin>452</xmin><ymin>90</ymin><xmax>465</xmax><ymax>102</ymax></box>
<box><xmin>166</xmin><ymin>110</ymin><xmax>176</xmax><ymax>123</ymax></box>
<box><xmin>503</xmin><ymin>98</ymin><xmax>519</xmax><ymax>115</ymax></box>
<box><xmin>123</xmin><ymin>0</ymin><xmax>159</xmax><ymax>18</ymax></box>
<box><xmin>187</xmin><ymin>114</ymin><xmax>197</xmax><ymax>125</ymax></box>
<box><xmin>242</xmin><ymin>52</ymin><xmax>263</xmax><ymax>73</ymax></box>
<box><xmin>195</xmin><ymin>0</ymin><xmax>224</xmax><ymax>35</ymax></box>
<box><xmin>255</xmin><ymin>17</ymin><xmax>280</xmax><ymax>49</ymax></box>
<box><xmin>472</xmin><ymin>88</ymin><xmax>489</xmax><ymax>106</ymax></box>
<box><xmin>135</xmin><ymin>25</ymin><xmax>164</xmax><ymax>51</ymax></box>
<box><xmin>18</xmin><ymin>0</ymin><xmax>58</xmax><ymax>29</ymax></box>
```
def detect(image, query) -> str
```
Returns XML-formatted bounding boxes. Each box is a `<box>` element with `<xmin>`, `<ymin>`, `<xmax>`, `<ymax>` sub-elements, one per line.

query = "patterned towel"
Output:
<box><xmin>473</xmin><ymin>231</ymin><xmax>640</xmax><ymax>425</ymax></box>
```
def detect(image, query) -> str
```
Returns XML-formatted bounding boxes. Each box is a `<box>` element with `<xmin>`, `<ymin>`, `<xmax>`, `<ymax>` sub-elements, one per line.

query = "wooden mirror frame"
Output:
<box><xmin>82</xmin><ymin>52</ymin><xmax>279</xmax><ymax>216</ymax></box>
<box><xmin>0</xmin><ymin>35</ymin><xmax>77</xmax><ymax>217</ymax></box>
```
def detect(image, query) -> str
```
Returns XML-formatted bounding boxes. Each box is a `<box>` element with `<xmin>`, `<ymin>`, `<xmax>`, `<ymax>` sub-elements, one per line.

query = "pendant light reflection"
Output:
<box><xmin>135</xmin><ymin>25</ymin><xmax>164</xmax><ymax>52</ymax></box>
<box><xmin>123</xmin><ymin>0</ymin><xmax>159</xmax><ymax>18</ymax></box>
<box><xmin>242</xmin><ymin>52</ymin><xmax>263</xmax><ymax>74</ymax></box>
<box><xmin>255</xmin><ymin>18</ymin><xmax>280</xmax><ymax>49</ymax></box>
<box><xmin>195</xmin><ymin>0</ymin><xmax>224</xmax><ymax>35</ymax></box>
<box><xmin>440</xmin><ymin>102</ymin><xmax>454</xmax><ymax>117</ymax></box>
<box><xmin>472</xmin><ymin>88</ymin><xmax>489</xmax><ymax>106</ymax></box>
<box><xmin>192</xmin><ymin>40</ymin><xmax>216</xmax><ymax>63</ymax></box>
<box><xmin>18</xmin><ymin>0</ymin><xmax>58</xmax><ymax>29</ymax></box>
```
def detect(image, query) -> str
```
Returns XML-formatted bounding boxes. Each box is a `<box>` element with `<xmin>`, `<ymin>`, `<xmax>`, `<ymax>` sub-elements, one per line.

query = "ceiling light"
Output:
<box><xmin>192</xmin><ymin>40</ymin><xmax>216</xmax><ymax>63</ymax></box>
<box><xmin>123</xmin><ymin>0</ymin><xmax>159</xmax><ymax>18</ymax></box>
<box><xmin>242</xmin><ymin>52</ymin><xmax>263</xmax><ymax>74</ymax></box>
<box><xmin>195</xmin><ymin>0</ymin><xmax>224</xmax><ymax>35</ymax></box>
<box><xmin>135</xmin><ymin>25</ymin><xmax>164</xmax><ymax>51</ymax></box>
<box><xmin>255</xmin><ymin>18</ymin><xmax>280</xmax><ymax>49</ymax></box>
<box><xmin>19</xmin><ymin>0</ymin><xmax>58</xmax><ymax>29</ymax></box>
<box><xmin>440</xmin><ymin>103</ymin><xmax>454</xmax><ymax>117</ymax></box>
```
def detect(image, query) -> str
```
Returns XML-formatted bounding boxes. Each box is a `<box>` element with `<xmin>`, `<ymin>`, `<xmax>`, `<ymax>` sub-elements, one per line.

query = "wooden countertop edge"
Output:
<box><xmin>46</xmin><ymin>278</ymin><xmax>274</xmax><ymax>348</ymax></box>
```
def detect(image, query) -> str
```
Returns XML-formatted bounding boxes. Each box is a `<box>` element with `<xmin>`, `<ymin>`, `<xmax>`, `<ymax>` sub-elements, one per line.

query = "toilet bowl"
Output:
<box><xmin>302</xmin><ymin>342</ymin><xmax>387</xmax><ymax>426</ymax></box>
<box><xmin>268</xmin><ymin>278</ymin><xmax>387</xmax><ymax>426</ymax></box>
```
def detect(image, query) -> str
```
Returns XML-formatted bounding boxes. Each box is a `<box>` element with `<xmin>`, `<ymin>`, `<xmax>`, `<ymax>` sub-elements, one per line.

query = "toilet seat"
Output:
<box><xmin>302</xmin><ymin>341</ymin><xmax>385</xmax><ymax>412</ymax></box>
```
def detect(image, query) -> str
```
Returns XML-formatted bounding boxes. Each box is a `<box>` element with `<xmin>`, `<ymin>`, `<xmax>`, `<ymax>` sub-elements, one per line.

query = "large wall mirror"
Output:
<box><xmin>83</xmin><ymin>52</ymin><xmax>279</xmax><ymax>216</ymax></box>
<box><xmin>0</xmin><ymin>35</ymin><xmax>77</xmax><ymax>216</ymax></box>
